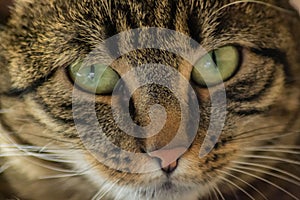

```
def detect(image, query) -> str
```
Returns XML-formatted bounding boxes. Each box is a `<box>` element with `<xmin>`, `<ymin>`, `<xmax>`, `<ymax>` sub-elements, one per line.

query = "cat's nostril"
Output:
<box><xmin>160</xmin><ymin>160</ymin><xmax>178</xmax><ymax>174</ymax></box>
<box><xmin>147</xmin><ymin>147</ymin><xmax>186</xmax><ymax>174</ymax></box>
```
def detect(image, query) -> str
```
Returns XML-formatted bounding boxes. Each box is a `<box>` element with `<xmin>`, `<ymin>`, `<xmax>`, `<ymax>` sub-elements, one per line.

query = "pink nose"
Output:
<box><xmin>148</xmin><ymin>147</ymin><xmax>187</xmax><ymax>174</ymax></box>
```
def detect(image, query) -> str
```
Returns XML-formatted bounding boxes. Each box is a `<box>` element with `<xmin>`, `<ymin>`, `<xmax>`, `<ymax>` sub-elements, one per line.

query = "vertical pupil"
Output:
<box><xmin>211</xmin><ymin>51</ymin><xmax>218</xmax><ymax>67</ymax></box>
<box><xmin>88</xmin><ymin>65</ymin><xmax>95</xmax><ymax>80</ymax></box>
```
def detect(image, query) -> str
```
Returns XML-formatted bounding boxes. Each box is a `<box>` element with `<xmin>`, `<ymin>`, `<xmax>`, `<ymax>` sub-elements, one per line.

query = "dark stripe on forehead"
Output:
<box><xmin>126</xmin><ymin>0</ymin><xmax>176</xmax><ymax>28</ymax></box>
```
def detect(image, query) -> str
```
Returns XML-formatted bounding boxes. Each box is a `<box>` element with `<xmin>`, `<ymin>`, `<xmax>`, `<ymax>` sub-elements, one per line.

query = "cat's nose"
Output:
<box><xmin>148</xmin><ymin>147</ymin><xmax>186</xmax><ymax>174</ymax></box>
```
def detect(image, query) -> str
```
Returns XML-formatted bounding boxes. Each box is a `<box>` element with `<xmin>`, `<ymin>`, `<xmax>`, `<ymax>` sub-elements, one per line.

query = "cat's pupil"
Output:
<box><xmin>211</xmin><ymin>51</ymin><xmax>218</xmax><ymax>68</ymax></box>
<box><xmin>88</xmin><ymin>65</ymin><xmax>95</xmax><ymax>80</ymax></box>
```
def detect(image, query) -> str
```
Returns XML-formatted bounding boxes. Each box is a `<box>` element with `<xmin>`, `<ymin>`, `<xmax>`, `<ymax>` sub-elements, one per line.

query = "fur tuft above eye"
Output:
<box><xmin>68</xmin><ymin>61</ymin><xmax>120</xmax><ymax>95</ymax></box>
<box><xmin>192</xmin><ymin>46</ymin><xmax>240</xmax><ymax>87</ymax></box>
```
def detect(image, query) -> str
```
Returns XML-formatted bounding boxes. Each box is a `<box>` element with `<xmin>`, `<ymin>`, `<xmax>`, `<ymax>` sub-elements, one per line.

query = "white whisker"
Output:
<box><xmin>39</xmin><ymin>162</ymin><xmax>99</xmax><ymax>180</ymax></box>
<box><xmin>115</xmin><ymin>186</ymin><xmax>125</xmax><ymax>200</ymax></box>
<box><xmin>0</xmin><ymin>147</ymin><xmax>80</xmax><ymax>164</ymax></box>
<box><xmin>232</xmin><ymin>161</ymin><xmax>300</xmax><ymax>182</ymax></box>
<box><xmin>0</xmin><ymin>143</ymin><xmax>84</xmax><ymax>164</ymax></box>
<box><xmin>26</xmin><ymin>160</ymin><xmax>79</xmax><ymax>173</ymax></box>
<box><xmin>214</xmin><ymin>0</ymin><xmax>295</xmax><ymax>16</ymax></box>
<box><xmin>207</xmin><ymin>189</ymin><xmax>212</xmax><ymax>200</ymax></box>
<box><xmin>0</xmin><ymin>153</ymin><xmax>78</xmax><ymax>164</ymax></box>
<box><xmin>1</xmin><ymin>153</ymin><xmax>79</xmax><ymax>173</ymax></box>
<box><xmin>241</xmin><ymin>155</ymin><xmax>300</xmax><ymax>165</ymax></box>
<box><xmin>39</xmin><ymin>141</ymin><xmax>55</xmax><ymax>153</ymax></box>
<box><xmin>232</xmin><ymin>164</ymin><xmax>300</xmax><ymax>186</ymax></box>
<box><xmin>215</xmin><ymin>186</ymin><xmax>225</xmax><ymax>200</ymax></box>
<box><xmin>234</xmin><ymin>131</ymin><xmax>299</xmax><ymax>142</ymax></box>
<box><xmin>0</xmin><ymin>144</ymin><xmax>81</xmax><ymax>173</ymax></box>
<box><xmin>210</xmin><ymin>185</ymin><xmax>221</xmax><ymax>200</ymax></box>
<box><xmin>39</xmin><ymin>173</ymin><xmax>85</xmax><ymax>179</ymax></box>
<box><xmin>0</xmin><ymin>163</ymin><xmax>10</xmax><ymax>173</ymax></box>
<box><xmin>244</xmin><ymin>148</ymin><xmax>300</xmax><ymax>155</ymax></box>
<box><xmin>247</xmin><ymin>145</ymin><xmax>300</xmax><ymax>150</ymax></box>
<box><xmin>226</xmin><ymin>166</ymin><xmax>299</xmax><ymax>200</ymax></box>
<box><xmin>217</xmin><ymin>169</ymin><xmax>268</xmax><ymax>200</ymax></box>
<box><xmin>0</xmin><ymin>109</ymin><xmax>11</xmax><ymax>113</ymax></box>
<box><xmin>234</xmin><ymin>124</ymin><xmax>286</xmax><ymax>138</ymax></box>
<box><xmin>219</xmin><ymin>176</ymin><xmax>255</xmax><ymax>200</ymax></box>
<box><xmin>92</xmin><ymin>178</ymin><xmax>122</xmax><ymax>200</ymax></box>
<box><xmin>207</xmin><ymin>174</ymin><xmax>224</xmax><ymax>200</ymax></box>
<box><xmin>91</xmin><ymin>188</ymin><xmax>104</xmax><ymax>200</ymax></box>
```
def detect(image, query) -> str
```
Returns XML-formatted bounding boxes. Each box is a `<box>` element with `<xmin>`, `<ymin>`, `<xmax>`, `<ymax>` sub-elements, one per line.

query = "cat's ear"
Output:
<box><xmin>0</xmin><ymin>0</ymin><xmax>14</xmax><ymax>25</ymax></box>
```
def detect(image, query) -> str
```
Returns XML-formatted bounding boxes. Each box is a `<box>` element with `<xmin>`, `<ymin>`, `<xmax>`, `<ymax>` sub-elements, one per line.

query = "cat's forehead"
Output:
<box><xmin>1</xmin><ymin>0</ymin><xmax>298</xmax><ymax>90</ymax></box>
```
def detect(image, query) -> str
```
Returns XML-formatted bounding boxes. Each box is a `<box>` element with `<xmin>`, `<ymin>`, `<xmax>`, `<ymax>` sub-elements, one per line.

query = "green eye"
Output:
<box><xmin>69</xmin><ymin>62</ymin><xmax>120</xmax><ymax>94</ymax></box>
<box><xmin>192</xmin><ymin>46</ymin><xmax>239</xmax><ymax>87</ymax></box>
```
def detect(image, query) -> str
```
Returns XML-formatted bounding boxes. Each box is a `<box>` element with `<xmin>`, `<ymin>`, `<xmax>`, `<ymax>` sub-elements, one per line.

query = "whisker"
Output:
<box><xmin>0</xmin><ymin>163</ymin><xmax>10</xmax><ymax>174</ymax></box>
<box><xmin>38</xmin><ymin>161</ymin><xmax>99</xmax><ymax>180</ymax></box>
<box><xmin>232</xmin><ymin>131</ymin><xmax>299</xmax><ymax>141</ymax></box>
<box><xmin>205</xmin><ymin>177</ymin><xmax>219</xmax><ymax>200</ymax></box>
<box><xmin>233</xmin><ymin>124</ymin><xmax>287</xmax><ymax>139</ymax></box>
<box><xmin>92</xmin><ymin>176</ymin><xmax>123</xmax><ymax>200</ymax></box>
<box><xmin>241</xmin><ymin>155</ymin><xmax>300</xmax><ymax>165</ymax></box>
<box><xmin>219</xmin><ymin>175</ymin><xmax>255</xmax><ymax>200</ymax></box>
<box><xmin>0</xmin><ymin>142</ymin><xmax>82</xmax><ymax>173</ymax></box>
<box><xmin>232</xmin><ymin>161</ymin><xmax>300</xmax><ymax>182</ymax></box>
<box><xmin>247</xmin><ymin>145</ymin><xmax>300</xmax><ymax>150</ymax></box>
<box><xmin>91</xmin><ymin>188</ymin><xmax>104</xmax><ymax>200</ymax></box>
<box><xmin>39</xmin><ymin>141</ymin><xmax>56</xmax><ymax>153</ymax></box>
<box><xmin>0</xmin><ymin>144</ymin><xmax>45</xmax><ymax>150</ymax></box>
<box><xmin>39</xmin><ymin>173</ymin><xmax>85</xmax><ymax>179</ymax></box>
<box><xmin>207</xmin><ymin>186</ymin><xmax>213</xmax><ymax>200</ymax></box>
<box><xmin>207</xmin><ymin>174</ymin><xmax>224</xmax><ymax>200</ymax></box>
<box><xmin>244</xmin><ymin>148</ymin><xmax>300</xmax><ymax>155</ymax></box>
<box><xmin>1</xmin><ymin>152</ymin><xmax>79</xmax><ymax>164</ymax></box>
<box><xmin>0</xmin><ymin>146</ymin><xmax>81</xmax><ymax>164</ymax></box>
<box><xmin>216</xmin><ymin>169</ymin><xmax>268</xmax><ymax>200</ymax></box>
<box><xmin>90</xmin><ymin>175</ymin><xmax>118</xmax><ymax>200</ymax></box>
<box><xmin>213</xmin><ymin>0</ymin><xmax>295</xmax><ymax>16</ymax></box>
<box><xmin>226</xmin><ymin>166</ymin><xmax>299</xmax><ymax>200</ymax></box>
<box><xmin>232</xmin><ymin>164</ymin><xmax>300</xmax><ymax>186</ymax></box>
<box><xmin>0</xmin><ymin>144</ymin><xmax>81</xmax><ymax>152</ymax></box>
<box><xmin>28</xmin><ymin>159</ymin><xmax>80</xmax><ymax>173</ymax></box>
<box><xmin>229</xmin><ymin>185</ymin><xmax>240</xmax><ymax>200</ymax></box>
<box><xmin>214</xmin><ymin>185</ymin><xmax>225</xmax><ymax>200</ymax></box>
<box><xmin>115</xmin><ymin>186</ymin><xmax>126</xmax><ymax>200</ymax></box>
<box><xmin>210</xmin><ymin>186</ymin><xmax>221</xmax><ymax>200</ymax></box>
<box><xmin>0</xmin><ymin>109</ymin><xmax>11</xmax><ymax>113</ymax></box>
<box><xmin>5</xmin><ymin>131</ymin><xmax>82</xmax><ymax>146</ymax></box>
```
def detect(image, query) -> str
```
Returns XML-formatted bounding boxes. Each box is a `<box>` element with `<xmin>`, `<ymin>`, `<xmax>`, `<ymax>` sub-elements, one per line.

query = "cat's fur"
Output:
<box><xmin>0</xmin><ymin>0</ymin><xmax>299</xmax><ymax>199</ymax></box>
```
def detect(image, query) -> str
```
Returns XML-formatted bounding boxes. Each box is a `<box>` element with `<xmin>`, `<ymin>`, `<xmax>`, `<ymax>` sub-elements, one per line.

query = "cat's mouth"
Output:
<box><xmin>161</xmin><ymin>181</ymin><xmax>175</xmax><ymax>190</ymax></box>
<box><xmin>134</xmin><ymin>179</ymin><xmax>203</xmax><ymax>200</ymax></box>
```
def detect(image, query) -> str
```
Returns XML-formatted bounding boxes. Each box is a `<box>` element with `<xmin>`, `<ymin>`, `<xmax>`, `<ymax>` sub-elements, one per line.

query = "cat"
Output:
<box><xmin>0</xmin><ymin>0</ymin><xmax>299</xmax><ymax>199</ymax></box>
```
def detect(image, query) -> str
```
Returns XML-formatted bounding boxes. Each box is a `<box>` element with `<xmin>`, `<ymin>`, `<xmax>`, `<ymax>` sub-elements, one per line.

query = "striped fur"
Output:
<box><xmin>0</xmin><ymin>0</ymin><xmax>299</xmax><ymax>199</ymax></box>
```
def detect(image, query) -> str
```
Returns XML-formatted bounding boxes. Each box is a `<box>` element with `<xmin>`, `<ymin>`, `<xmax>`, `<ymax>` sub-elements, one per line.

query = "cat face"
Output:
<box><xmin>0</xmin><ymin>0</ymin><xmax>299</xmax><ymax>199</ymax></box>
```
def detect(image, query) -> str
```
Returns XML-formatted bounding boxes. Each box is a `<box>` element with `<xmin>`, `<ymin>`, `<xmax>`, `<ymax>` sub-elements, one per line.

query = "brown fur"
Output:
<box><xmin>0</xmin><ymin>0</ymin><xmax>299</xmax><ymax>199</ymax></box>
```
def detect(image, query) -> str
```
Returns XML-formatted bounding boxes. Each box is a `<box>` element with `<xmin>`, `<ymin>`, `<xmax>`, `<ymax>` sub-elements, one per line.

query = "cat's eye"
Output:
<box><xmin>192</xmin><ymin>46</ymin><xmax>239</xmax><ymax>87</ymax></box>
<box><xmin>69</xmin><ymin>62</ymin><xmax>120</xmax><ymax>94</ymax></box>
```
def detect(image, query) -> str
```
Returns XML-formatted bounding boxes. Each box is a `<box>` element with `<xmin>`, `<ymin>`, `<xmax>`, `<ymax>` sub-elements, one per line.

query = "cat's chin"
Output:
<box><xmin>104</xmin><ymin>180</ymin><xmax>206</xmax><ymax>200</ymax></box>
<box><xmin>80</xmin><ymin>160</ymin><xmax>209</xmax><ymax>200</ymax></box>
